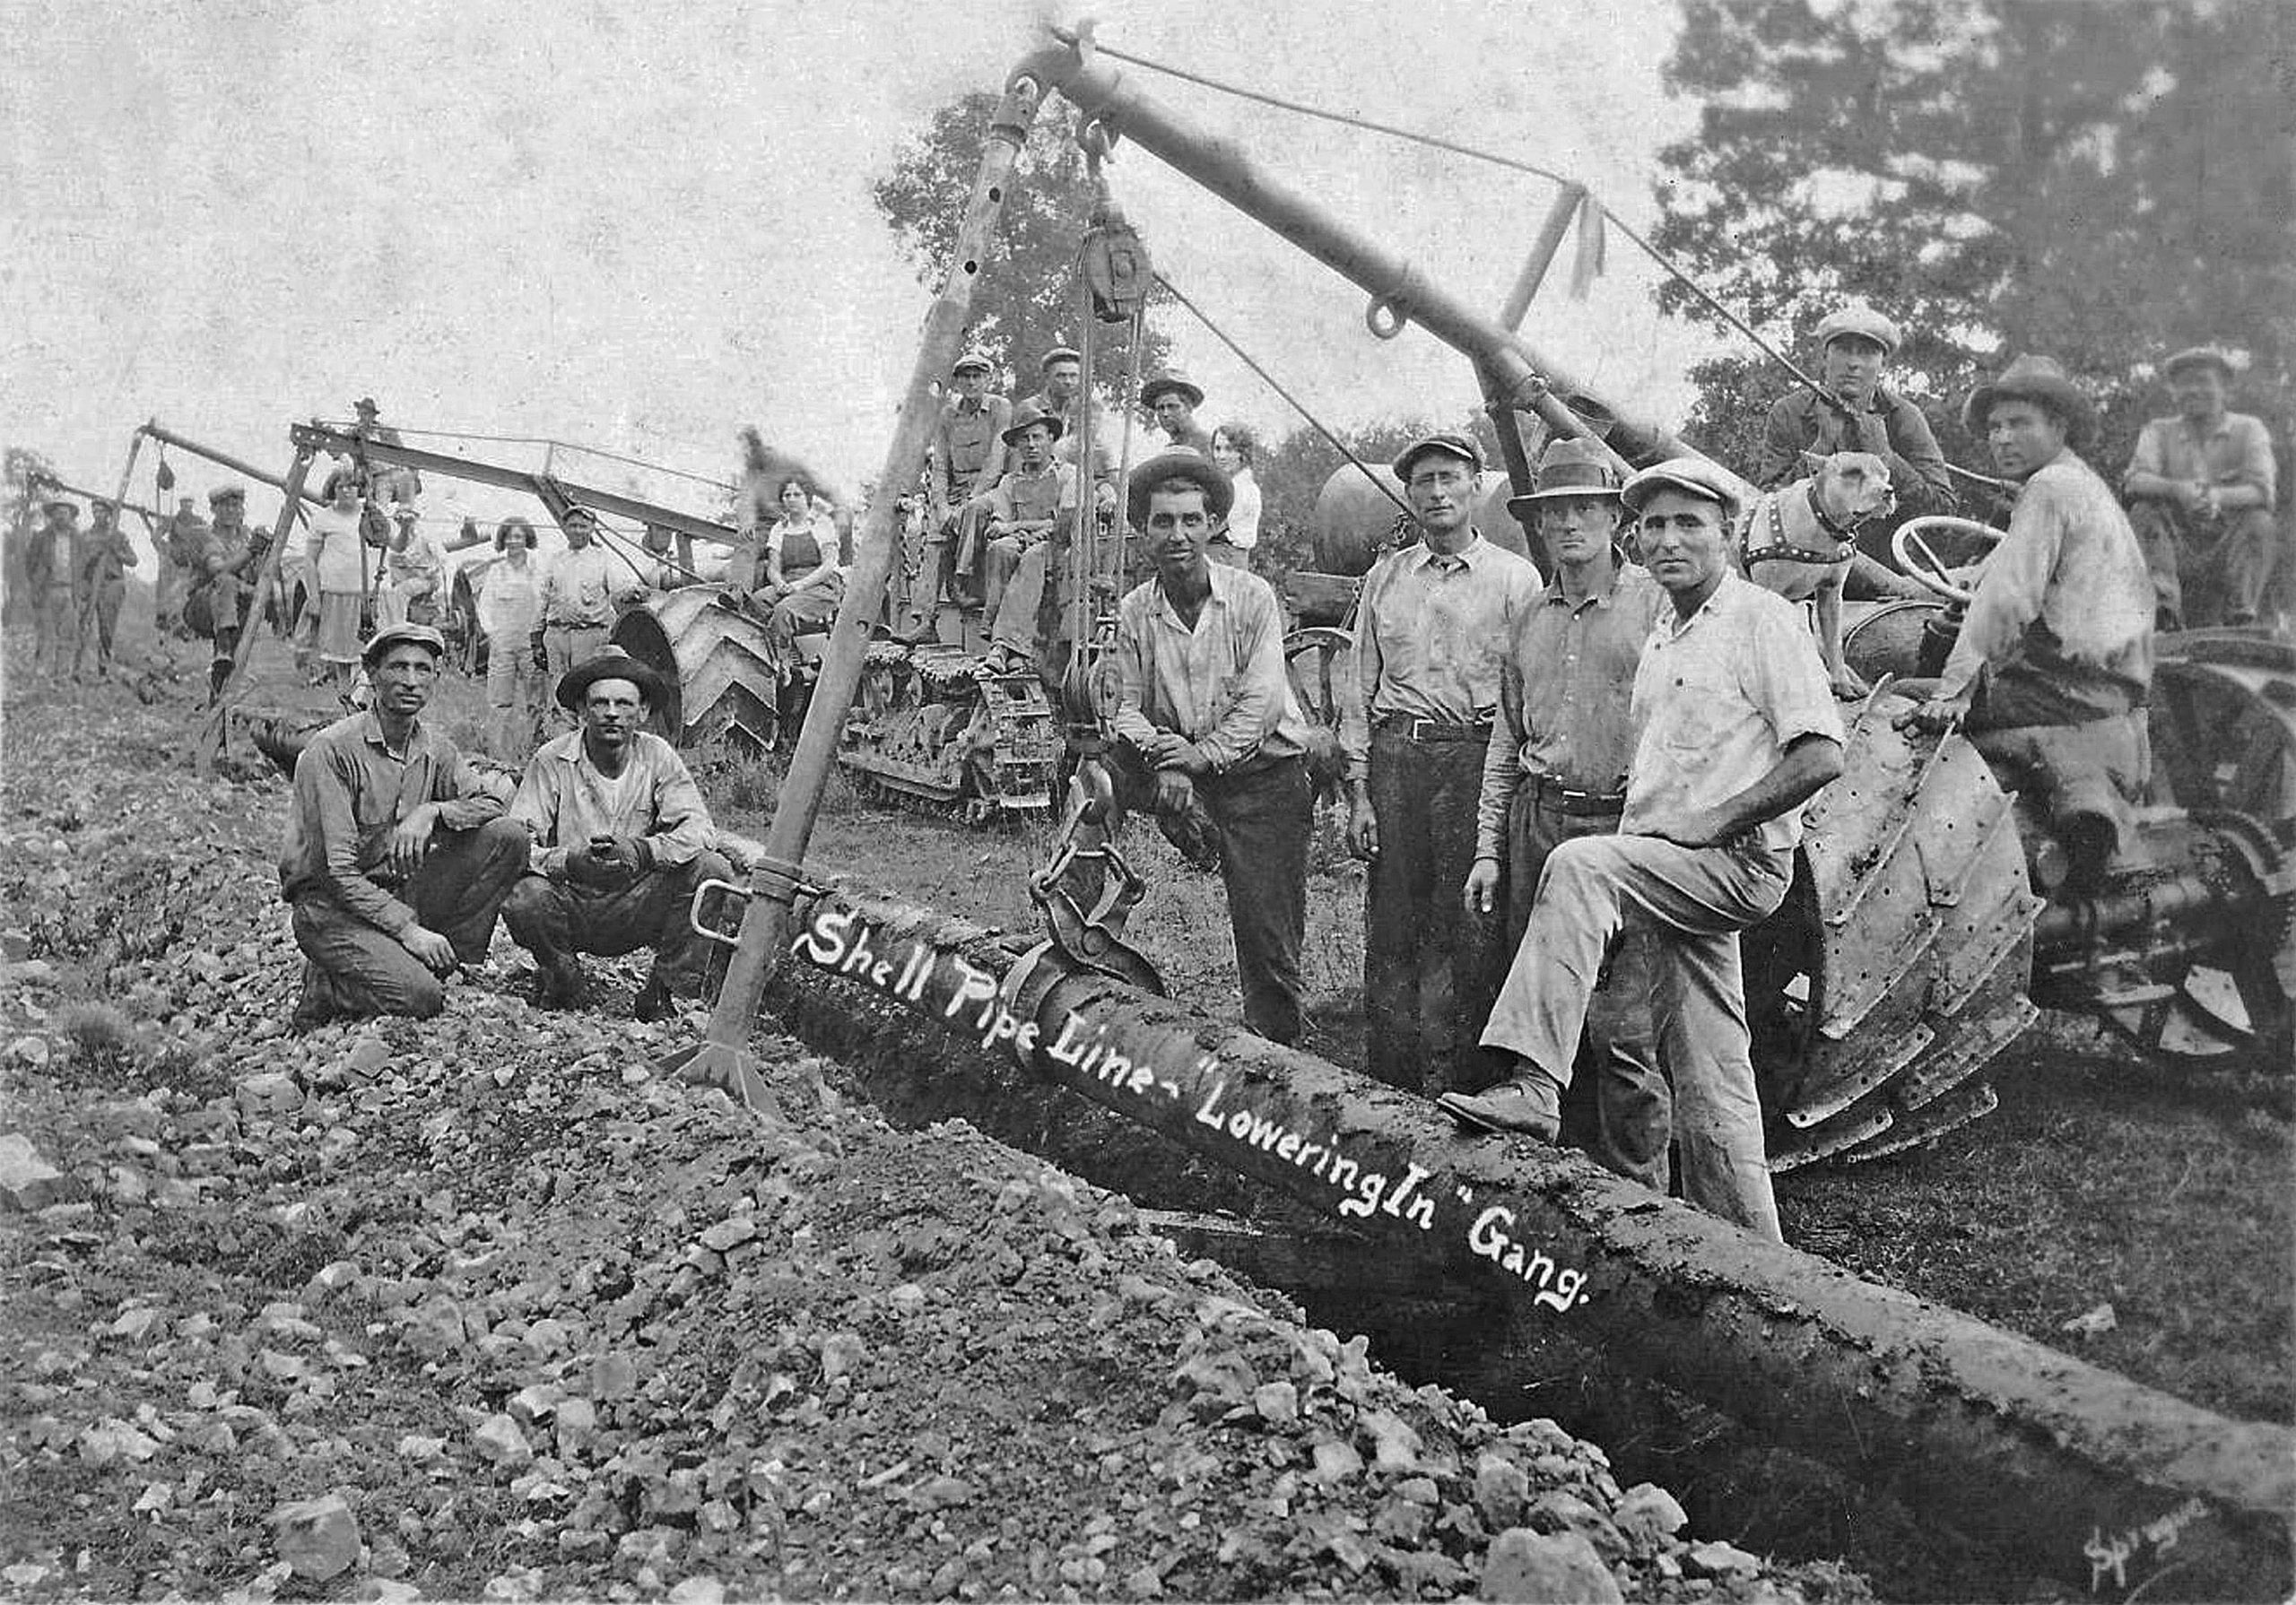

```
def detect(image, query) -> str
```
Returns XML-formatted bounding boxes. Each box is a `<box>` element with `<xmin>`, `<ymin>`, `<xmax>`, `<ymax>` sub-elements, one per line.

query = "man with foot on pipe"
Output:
<box><xmin>1441</xmin><ymin>457</ymin><xmax>1844</xmax><ymax>1241</ymax></box>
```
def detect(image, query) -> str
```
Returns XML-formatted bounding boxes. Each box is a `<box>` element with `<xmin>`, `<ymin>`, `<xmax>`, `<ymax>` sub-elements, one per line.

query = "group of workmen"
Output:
<box><xmin>18</xmin><ymin>317</ymin><xmax>2275</xmax><ymax>1240</ymax></box>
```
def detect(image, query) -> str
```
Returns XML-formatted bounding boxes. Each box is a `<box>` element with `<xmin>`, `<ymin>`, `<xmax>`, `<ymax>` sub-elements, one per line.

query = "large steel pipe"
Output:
<box><xmin>766</xmin><ymin>883</ymin><xmax>2291</xmax><ymax>1601</ymax></box>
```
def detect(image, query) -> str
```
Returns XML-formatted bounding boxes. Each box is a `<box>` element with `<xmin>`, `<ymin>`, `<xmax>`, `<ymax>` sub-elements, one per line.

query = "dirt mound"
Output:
<box><xmin>0</xmin><ymin>679</ymin><xmax>1863</xmax><ymax>1601</ymax></box>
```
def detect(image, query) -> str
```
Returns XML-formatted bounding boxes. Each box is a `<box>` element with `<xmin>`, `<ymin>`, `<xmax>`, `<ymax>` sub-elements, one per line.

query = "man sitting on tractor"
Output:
<box><xmin>2122</xmin><ymin>344</ymin><xmax>2279</xmax><ymax>630</ymax></box>
<box><xmin>1899</xmin><ymin>355</ymin><xmax>2154</xmax><ymax>889</ymax></box>
<box><xmin>973</xmin><ymin>402</ymin><xmax>1078</xmax><ymax>624</ymax></box>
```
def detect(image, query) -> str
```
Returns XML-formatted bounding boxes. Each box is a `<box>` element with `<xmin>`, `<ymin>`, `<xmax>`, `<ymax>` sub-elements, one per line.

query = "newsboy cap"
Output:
<box><xmin>1813</xmin><ymin>304</ymin><xmax>1901</xmax><ymax>355</ymax></box>
<box><xmin>1620</xmin><ymin>456</ymin><xmax>1746</xmax><ymax>524</ymax></box>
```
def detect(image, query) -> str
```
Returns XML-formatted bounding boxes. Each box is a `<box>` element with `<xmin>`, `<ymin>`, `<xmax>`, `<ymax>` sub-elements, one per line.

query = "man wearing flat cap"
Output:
<box><xmin>1754</xmin><ymin>303</ymin><xmax>1956</xmax><ymax>525</ymax></box>
<box><xmin>1900</xmin><ymin>356</ymin><xmax>2152</xmax><ymax>887</ymax></box>
<box><xmin>1339</xmin><ymin>430</ymin><xmax>1543</xmax><ymax>1095</ymax></box>
<box><xmin>2122</xmin><ymin>345</ymin><xmax>2279</xmax><ymax>629</ymax></box>
<box><xmin>1461</xmin><ymin>436</ymin><xmax>1674</xmax><ymax>1189</ymax></box>
<box><xmin>929</xmin><ymin>349</ymin><xmax>1012</xmax><ymax>603</ymax></box>
<box><xmin>1022</xmin><ymin>343</ymin><xmax>1119</xmax><ymax>482</ymax></box>
<box><xmin>278</xmin><ymin>623</ymin><xmax>531</xmax><ymax>1031</ymax></box>
<box><xmin>504</xmin><ymin>650</ymin><xmax>733</xmax><ymax>1019</ymax></box>
<box><xmin>25</xmin><ymin>499</ymin><xmax>82</xmax><ymax>679</ymax></box>
<box><xmin>1107</xmin><ymin>451</ymin><xmax>1317</xmax><ymax>1044</ymax></box>
<box><xmin>1142</xmin><ymin>374</ymin><xmax>1213</xmax><ymax>458</ymax></box>
<box><xmin>1444</xmin><ymin>455</ymin><xmax>1844</xmax><ymax>1242</ymax></box>
<box><xmin>73</xmin><ymin>498</ymin><xmax>139</xmax><ymax>678</ymax></box>
<box><xmin>539</xmin><ymin>505</ymin><xmax>619</xmax><ymax>724</ymax></box>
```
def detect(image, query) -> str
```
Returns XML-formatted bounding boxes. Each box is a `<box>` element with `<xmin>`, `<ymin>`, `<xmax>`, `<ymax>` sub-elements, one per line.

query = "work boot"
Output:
<box><xmin>289</xmin><ymin>963</ymin><xmax>340</xmax><ymax>1035</ymax></box>
<box><xmin>633</xmin><ymin>970</ymin><xmax>673</xmax><ymax>1022</ymax></box>
<box><xmin>533</xmin><ymin>952</ymin><xmax>587</xmax><ymax>1010</ymax></box>
<box><xmin>1437</xmin><ymin>1073</ymin><xmax>1563</xmax><ymax>1141</ymax></box>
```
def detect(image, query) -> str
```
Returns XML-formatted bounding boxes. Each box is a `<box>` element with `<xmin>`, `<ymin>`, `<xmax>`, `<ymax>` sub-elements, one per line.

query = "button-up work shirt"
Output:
<box><xmin>1755</xmin><ymin>386</ymin><xmax>1955</xmax><ymax>514</ymax></box>
<box><xmin>75</xmin><ymin>520</ymin><xmax>137</xmax><ymax>591</ymax></box>
<box><xmin>1340</xmin><ymin>534</ymin><xmax>1544</xmax><ymax>782</ymax></box>
<box><xmin>2123</xmin><ymin>411</ymin><xmax>2277</xmax><ymax>510</ymax></box>
<box><xmin>509</xmin><ymin>731</ymin><xmax>714</xmax><ymax>879</ymax></box>
<box><xmin>988</xmin><ymin>461</ymin><xmax>1076</xmax><ymax>531</ymax></box>
<box><xmin>1937</xmin><ymin>448</ymin><xmax>2153</xmax><ymax>705</ymax></box>
<box><xmin>1622</xmin><ymin>572</ymin><xmax>1844</xmax><ymax>857</ymax></box>
<box><xmin>542</xmin><ymin>543</ymin><xmax>616</xmax><ymax>627</ymax></box>
<box><xmin>1474</xmin><ymin>562</ymin><xmax>1669</xmax><ymax>860</ymax></box>
<box><xmin>934</xmin><ymin>394</ymin><xmax>1012</xmax><ymax>504</ymax></box>
<box><xmin>1113</xmin><ymin>562</ymin><xmax>1310</xmax><ymax>772</ymax></box>
<box><xmin>278</xmin><ymin>712</ymin><xmax>507</xmax><ymax>933</ymax></box>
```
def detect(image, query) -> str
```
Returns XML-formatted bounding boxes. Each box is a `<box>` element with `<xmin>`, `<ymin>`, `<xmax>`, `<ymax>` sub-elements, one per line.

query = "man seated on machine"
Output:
<box><xmin>504</xmin><ymin>650</ymin><xmax>734</xmax><ymax>1019</ymax></box>
<box><xmin>1105</xmin><ymin>453</ymin><xmax>1317</xmax><ymax>1045</ymax></box>
<box><xmin>1898</xmin><ymin>356</ymin><xmax>2154</xmax><ymax>889</ymax></box>
<box><xmin>972</xmin><ymin>402</ymin><xmax>1079</xmax><ymax>625</ymax></box>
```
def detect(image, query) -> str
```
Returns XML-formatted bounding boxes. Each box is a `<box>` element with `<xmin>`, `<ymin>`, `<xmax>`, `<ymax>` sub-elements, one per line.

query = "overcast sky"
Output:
<box><xmin>2</xmin><ymin>0</ymin><xmax>1723</xmax><ymax>536</ymax></box>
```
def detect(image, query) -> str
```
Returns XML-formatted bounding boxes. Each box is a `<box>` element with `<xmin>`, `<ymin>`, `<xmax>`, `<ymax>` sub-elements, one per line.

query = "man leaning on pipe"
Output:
<box><xmin>1105</xmin><ymin>453</ymin><xmax>1317</xmax><ymax>1046</ymax></box>
<box><xmin>1441</xmin><ymin>458</ymin><xmax>1845</xmax><ymax>1243</ymax></box>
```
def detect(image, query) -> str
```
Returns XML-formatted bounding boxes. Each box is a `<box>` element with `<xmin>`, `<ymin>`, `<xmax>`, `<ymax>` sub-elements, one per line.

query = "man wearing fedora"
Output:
<box><xmin>504</xmin><ymin>650</ymin><xmax>732</xmax><ymax>1019</ymax></box>
<box><xmin>2122</xmin><ymin>345</ymin><xmax>2279</xmax><ymax>630</ymax></box>
<box><xmin>971</xmin><ymin>401</ymin><xmax>1078</xmax><ymax>623</ymax></box>
<box><xmin>1109</xmin><ymin>452</ymin><xmax>1317</xmax><ymax>1045</ymax></box>
<box><xmin>1339</xmin><ymin>430</ymin><xmax>1543</xmax><ymax>1095</ymax></box>
<box><xmin>1142</xmin><ymin>374</ymin><xmax>1213</xmax><ymax>458</ymax></box>
<box><xmin>351</xmin><ymin>396</ymin><xmax>421</xmax><ymax>504</ymax></box>
<box><xmin>1444</xmin><ymin>457</ymin><xmax>1844</xmax><ymax>1241</ymax></box>
<box><xmin>278</xmin><ymin>623</ymin><xmax>531</xmax><ymax>1031</ymax></box>
<box><xmin>1460</xmin><ymin>436</ymin><xmax>1674</xmax><ymax>1190</ymax></box>
<box><xmin>1753</xmin><ymin>304</ymin><xmax>1956</xmax><ymax>519</ymax></box>
<box><xmin>1900</xmin><ymin>356</ymin><xmax>2152</xmax><ymax>886</ymax></box>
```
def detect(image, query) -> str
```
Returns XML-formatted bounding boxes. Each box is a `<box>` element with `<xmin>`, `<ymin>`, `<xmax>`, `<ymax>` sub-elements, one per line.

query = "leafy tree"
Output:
<box><xmin>1651</xmin><ymin>0</ymin><xmax>2296</xmax><ymax>479</ymax></box>
<box><xmin>873</xmin><ymin>92</ymin><xmax>1174</xmax><ymax>409</ymax></box>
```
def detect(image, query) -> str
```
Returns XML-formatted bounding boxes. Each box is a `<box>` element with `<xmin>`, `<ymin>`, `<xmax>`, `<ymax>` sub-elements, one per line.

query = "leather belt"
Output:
<box><xmin>1522</xmin><ymin>772</ymin><xmax>1626</xmax><ymax>815</ymax></box>
<box><xmin>1375</xmin><ymin>715</ymin><xmax>1492</xmax><ymax>744</ymax></box>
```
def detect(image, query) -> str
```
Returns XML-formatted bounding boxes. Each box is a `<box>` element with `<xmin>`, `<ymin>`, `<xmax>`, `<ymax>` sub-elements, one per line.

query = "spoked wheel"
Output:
<box><xmin>2107</xmin><ymin>630</ymin><xmax>2296</xmax><ymax>1065</ymax></box>
<box><xmin>1892</xmin><ymin>516</ymin><xmax>2003</xmax><ymax>605</ymax></box>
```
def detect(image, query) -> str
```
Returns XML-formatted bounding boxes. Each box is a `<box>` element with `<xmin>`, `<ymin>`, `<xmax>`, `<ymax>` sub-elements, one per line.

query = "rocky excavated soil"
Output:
<box><xmin>0</xmin><ymin>679</ymin><xmax>1867</xmax><ymax>1603</ymax></box>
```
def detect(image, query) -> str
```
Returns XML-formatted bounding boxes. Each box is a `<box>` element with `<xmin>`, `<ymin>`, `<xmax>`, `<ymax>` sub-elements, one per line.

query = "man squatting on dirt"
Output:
<box><xmin>278</xmin><ymin>624</ymin><xmax>532</xmax><ymax>1031</ymax></box>
<box><xmin>503</xmin><ymin>650</ymin><xmax>734</xmax><ymax>1023</ymax></box>
<box><xmin>1340</xmin><ymin>430</ymin><xmax>1542</xmax><ymax>1097</ymax></box>
<box><xmin>1441</xmin><ymin>458</ymin><xmax>1845</xmax><ymax>1243</ymax></box>
<box><xmin>1109</xmin><ymin>453</ymin><xmax>1317</xmax><ymax>1046</ymax></box>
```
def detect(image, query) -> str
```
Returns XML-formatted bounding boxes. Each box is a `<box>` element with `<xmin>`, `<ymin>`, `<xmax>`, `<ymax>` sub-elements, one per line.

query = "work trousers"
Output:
<box><xmin>290</xmin><ymin>817</ymin><xmax>531</xmax><ymax>1021</ymax></box>
<box><xmin>1108</xmin><ymin>749</ymin><xmax>1313</xmax><ymax>1045</ymax></box>
<box><xmin>1363</xmin><ymin>725</ymin><xmax>1504</xmax><ymax>1095</ymax></box>
<box><xmin>485</xmin><ymin>629</ymin><xmax>543</xmax><ymax>761</ymax></box>
<box><xmin>765</xmin><ymin>589</ymin><xmax>839</xmax><ymax>669</ymax></box>
<box><xmin>543</xmin><ymin>624</ymin><xmax>611</xmax><ymax>720</ymax></box>
<box><xmin>31</xmin><ymin>584</ymin><xmax>76</xmax><ymax>676</ymax></box>
<box><xmin>76</xmin><ymin>581</ymin><xmax>125</xmax><ymax>672</ymax></box>
<box><xmin>501</xmin><ymin>850</ymin><xmax>735</xmax><ymax>1000</ymax></box>
<box><xmin>982</xmin><ymin>533</ymin><xmax>1042</xmax><ymax>623</ymax></box>
<box><xmin>1483</xmin><ymin>832</ymin><xmax>1790</xmax><ymax>1240</ymax></box>
<box><xmin>2129</xmin><ymin>500</ymin><xmax>2278</xmax><ymax>629</ymax></box>
<box><xmin>1504</xmin><ymin>793</ymin><xmax>1671</xmax><ymax>1191</ymax></box>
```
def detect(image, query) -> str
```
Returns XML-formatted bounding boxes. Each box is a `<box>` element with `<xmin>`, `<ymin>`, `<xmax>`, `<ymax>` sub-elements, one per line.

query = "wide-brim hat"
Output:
<box><xmin>1522</xmin><ymin>435</ymin><xmax>1623</xmax><ymax>501</ymax></box>
<box><xmin>361</xmin><ymin>622</ymin><xmax>447</xmax><ymax>668</ymax></box>
<box><xmin>2161</xmin><ymin>345</ymin><xmax>2235</xmax><ymax>383</ymax></box>
<box><xmin>1126</xmin><ymin>451</ymin><xmax>1234</xmax><ymax>527</ymax></box>
<box><xmin>1392</xmin><ymin>430</ymin><xmax>1484</xmax><ymax>483</ymax></box>
<box><xmin>1961</xmin><ymin>353</ymin><xmax>2095</xmax><ymax>446</ymax></box>
<box><xmin>1140</xmin><ymin>374</ymin><xmax>1205</xmax><ymax>410</ymax></box>
<box><xmin>1813</xmin><ymin>304</ymin><xmax>1901</xmax><ymax>356</ymax></box>
<box><xmin>556</xmin><ymin>648</ymin><xmax>668</xmax><ymax>712</ymax></box>
<box><xmin>352</xmin><ymin>396</ymin><xmax>381</xmax><ymax>414</ymax></box>
<box><xmin>1001</xmin><ymin>400</ymin><xmax>1066</xmax><ymax>446</ymax></box>
<box><xmin>1620</xmin><ymin>456</ymin><xmax>1747</xmax><ymax>524</ymax></box>
<box><xmin>41</xmin><ymin>498</ymin><xmax>77</xmax><ymax>516</ymax></box>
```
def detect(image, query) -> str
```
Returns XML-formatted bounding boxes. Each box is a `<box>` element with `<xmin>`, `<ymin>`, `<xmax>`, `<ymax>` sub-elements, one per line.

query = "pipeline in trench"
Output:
<box><xmin>743</xmin><ymin>883</ymin><xmax>2292</xmax><ymax>1603</ymax></box>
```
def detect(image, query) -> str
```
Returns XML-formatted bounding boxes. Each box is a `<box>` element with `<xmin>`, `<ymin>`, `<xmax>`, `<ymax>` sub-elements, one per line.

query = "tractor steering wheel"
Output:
<box><xmin>1892</xmin><ymin>516</ymin><xmax>2004</xmax><ymax>606</ymax></box>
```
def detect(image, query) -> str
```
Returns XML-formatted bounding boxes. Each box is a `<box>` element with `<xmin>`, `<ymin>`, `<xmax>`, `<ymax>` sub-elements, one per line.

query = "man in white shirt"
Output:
<box><xmin>539</xmin><ymin>505</ymin><xmax>617</xmax><ymax>718</ymax></box>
